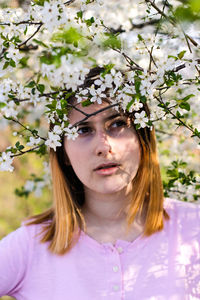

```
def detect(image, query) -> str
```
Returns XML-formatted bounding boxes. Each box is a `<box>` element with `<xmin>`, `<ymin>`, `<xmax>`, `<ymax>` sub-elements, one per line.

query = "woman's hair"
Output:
<box><xmin>27</xmin><ymin>67</ymin><xmax>169</xmax><ymax>255</ymax></box>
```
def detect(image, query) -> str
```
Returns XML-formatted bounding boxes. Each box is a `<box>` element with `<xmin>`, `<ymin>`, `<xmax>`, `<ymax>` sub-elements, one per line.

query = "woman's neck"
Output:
<box><xmin>81</xmin><ymin>186</ymin><xmax>144</xmax><ymax>244</ymax></box>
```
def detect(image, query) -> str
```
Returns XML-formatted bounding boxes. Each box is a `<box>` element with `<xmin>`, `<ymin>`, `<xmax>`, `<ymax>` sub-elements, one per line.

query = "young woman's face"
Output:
<box><xmin>64</xmin><ymin>102</ymin><xmax>141</xmax><ymax>197</ymax></box>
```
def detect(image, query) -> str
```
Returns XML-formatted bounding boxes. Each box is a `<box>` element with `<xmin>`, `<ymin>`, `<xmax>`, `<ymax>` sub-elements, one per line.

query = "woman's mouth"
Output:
<box><xmin>94</xmin><ymin>163</ymin><xmax>120</xmax><ymax>175</ymax></box>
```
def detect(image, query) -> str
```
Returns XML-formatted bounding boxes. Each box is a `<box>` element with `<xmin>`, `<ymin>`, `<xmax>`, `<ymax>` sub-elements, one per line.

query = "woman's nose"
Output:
<box><xmin>94</xmin><ymin>131</ymin><xmax>112</xmax><ymax>157</ymax></box>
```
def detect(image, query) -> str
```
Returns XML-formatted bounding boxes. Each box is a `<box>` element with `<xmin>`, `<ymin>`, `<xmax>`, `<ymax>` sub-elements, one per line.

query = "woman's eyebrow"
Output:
<box><xmin>76</xmin><ymin>113</ymin><xmax>122</xmax><ymax>126</ymax></box>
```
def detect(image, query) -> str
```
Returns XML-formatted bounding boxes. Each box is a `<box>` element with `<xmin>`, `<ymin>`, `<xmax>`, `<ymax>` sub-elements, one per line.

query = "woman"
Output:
<box><xmin>0</xmin><ymin>69</ymin><xmax>199</xmax><ymax>300</ymax></box>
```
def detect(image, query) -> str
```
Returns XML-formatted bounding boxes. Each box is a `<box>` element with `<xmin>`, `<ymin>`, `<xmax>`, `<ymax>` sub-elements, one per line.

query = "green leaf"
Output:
<box><xmin>3</xmin><ymin>61</ymin><xmax>9</xmax><ymax>70</ymax></box>
<box><xmin>64</xmin><ymin>92</ymin><xmax>75</xmax><ymax>100</ymax></box>
<box><xmin>179</xmin><ymin>102</ymin><xmax>190</xmax><ymax>111</ymax></box>
<box><xmin>37</xmin><ymin>84</ymin><xmax>45</xmax><ymax>94</ymax></box>
<box><xmin>140</xmin><ymin>95</ymin><xmax>147</xmax><ymax>103</ymax></box>
<box><xmin>40</xmin><ymin>53</ymin><xmax>54</xmax><ymax>65</ymax></box>
<box><xmin>137</xmin><ymin>34</ymin><xmax>144</xmax><ymax>42</ymax></box>
<box><xmin>103</xmin><ymin>33</ymin><xmax>121</xmax><ymax>50</ymax></box>
<box><xmin>19</xmin><ymin>56</ymin><xmax>29</xmax><ymax>68</ymax></box>
<box><xmin>3</xmin><ymin>40</ymin><xmax>9</xmax><ymax>47</ymax></box>
<box><xmin>9</xmin><ymin>59</ymin><xmax>16</xmax><ymax>68</ymax></box>
<box><xmin>33</xmin><ymin>0</ymin><xmax>48</xmax><ymax>6</ymax></box>
<box><xmin>85</xmin><ymin>17</ymin><xmax>95</xmax><ymax>26</ymax></box>
<box><xmin>182</xmin><ymin>94</ymin><xmax>194</xmax><ymax>101</ymax></box>
<box><xmin>33</xmin><ymin>38</ymin><xmax>48</xmax><ymax>48</ymax></box>
<box><xmin>45</xmin><ymin>99</ymin><xmax>57</xmax><ymax>110</ymax></box>
<box><xmin>35</xmin><ymin>143</ymin><xmax>47</xmax><ymax>156</ymax></box>
<box><xmin>19</xmin><ymin>145</ymin><xmax>25</xmax><ymax>151</ymax></box>
<box><xmin>174</xmin><ymin>6</ymin><xmax>200</xmax><ymax>21</ymax></box>
<box><xmin>178</xmin><ymin>50</ymin><xmax>186</xmax><ymax>59</ymax></box>
<box><xmin>190</xmin><ymin>0</ymin><xmax>200</xmax><ymax>13</ymax></box>
<box><xmin>25</xmin><ymin>81</ymin><xmax>36</xmax><ymax>88</ymax></box>
<box><xmin>24</xmin><ymin>26</ymin><xmax>28</xmax><ymax>35</ymax></box>
<box><xmin>0</xmin><ymin>102</ymin><xmax>6</xmax><ymax>109</ymax></box>
<box><xmin>81</xmin><ymin>99</ymin><xmax>92</xmax><ymax>106</ymax></box>
<box><xmin>134</xmin><ymin>79</ymin><xmax>141</xmax><ymax>94</ymax></box>
<box><xmin>60</xmin><ymin>99</ymin><xmax>67</xmax><ymax>109</ymax></box>
<box><xmin>126</xmin><ymin>99</ymin><xmax>134</xmax><ymax>112</ymax></box>
<box><xmin>15</xmin><ymin>187</ymin><xmax>30</xmax><ymax>198</ymax></box>
<box><xmin>52</xmin><ymin>27</ymin><xmax>83</xmax><ymax>45</ymax></box>
<box><xmin>77</xmin><ymin>11</ymin><xmax>83</xmax><ymax>19</ymax></box>
<box><xmin>15</xmin><ymin>141</ymin><xmax>20</xmax><ymax>148</ymax></box>
<box><xmin>176</xmin><ymin>110</ymin><xmax>184</xmax><ymax>119</ymax></box>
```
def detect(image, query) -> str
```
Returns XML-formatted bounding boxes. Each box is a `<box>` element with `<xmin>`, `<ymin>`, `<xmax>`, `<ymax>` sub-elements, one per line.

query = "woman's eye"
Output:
<box><xmin>77</xmin><ymin>126</ymin><xmax>92</xmax><ymax>135</ymax></box>
<box><xmin>110</xmin><ymin>119</ymin><xmax>127</xmax><ymax>129</ymax></box>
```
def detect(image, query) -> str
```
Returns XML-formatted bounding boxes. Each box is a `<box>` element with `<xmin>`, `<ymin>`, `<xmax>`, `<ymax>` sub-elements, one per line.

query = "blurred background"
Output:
<box><xmin>0</xmin><ymin>0</ymin><xmax>200</xmax><ymax>299</ymax></box>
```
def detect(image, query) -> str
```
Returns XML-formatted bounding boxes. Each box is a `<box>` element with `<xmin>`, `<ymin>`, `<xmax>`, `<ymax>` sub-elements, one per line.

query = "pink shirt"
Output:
<box><xmin>0</xmin><ymin>198</ymin><xmax>200</xmax><ymax>300</ymax></box>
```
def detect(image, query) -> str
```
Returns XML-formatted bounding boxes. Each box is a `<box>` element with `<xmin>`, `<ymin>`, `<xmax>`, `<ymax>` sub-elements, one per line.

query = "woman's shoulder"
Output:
<box><xmin>164</xmin><ymin>197</ymin><xmax>200</xmax><ymax>213</ymax></box>
<box><xmin>163</xmin><ymin>198</ymin><xmax>200</xmax><ymax>238</ymax></box>
<box><xmin>0</xmin><ymin>222</ymin><xmax>45</xmax><ymax>251</ymax></box>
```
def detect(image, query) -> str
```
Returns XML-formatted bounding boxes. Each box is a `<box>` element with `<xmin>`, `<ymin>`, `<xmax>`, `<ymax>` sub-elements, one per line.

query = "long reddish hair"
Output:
<box><xmin>27</xmin><ymin>69</ymin><xmax>169</xmax><ymax>255</ymax></box>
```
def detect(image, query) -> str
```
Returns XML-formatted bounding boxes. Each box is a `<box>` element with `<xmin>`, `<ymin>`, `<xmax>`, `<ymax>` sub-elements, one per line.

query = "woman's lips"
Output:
<box><xmin>94</xmin><ymin>163</ymin><xmax>120</xmax><ymax>175</ymax></box>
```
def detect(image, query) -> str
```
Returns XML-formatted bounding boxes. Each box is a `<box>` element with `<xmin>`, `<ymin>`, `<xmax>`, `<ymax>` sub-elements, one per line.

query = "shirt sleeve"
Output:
<box><xmin>0</xmin><ymin>225</ymin><xmax>31</xmax><ymax>297</ymax></box>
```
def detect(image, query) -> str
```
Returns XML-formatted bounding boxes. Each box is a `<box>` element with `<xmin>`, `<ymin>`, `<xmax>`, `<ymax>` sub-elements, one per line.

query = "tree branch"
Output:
<box><xmin>155</xmin><ymin>93</ymin><xmax>199</xmax><ymax>139</ymax></box>
<box><xmin>130</xmin><ymin>19</ymin><xmax>160</xmax><ymax>29</ymax></box>
<box><xmin>7</xmin><ymin>117</ymin><xmax>46</xmax><ymax>141</ymax></box>
<box><xmin>10</xmin><ymin>143</ymin><xmax>45</xmax><ymax>158</ymax></box>
<box><xmin>64</xmin><ymin>0</ymin><xmax>76</xmax><ymax>5</ymax></box>
<box><xmin>18</xmin><ymin>23</ymin><xmax>43</xmax><ymax>49</ymax></box>
<box><xmin>70</xmin><ymin>103</ymin><xmax>119</xmax><ymax>128</ymax></box>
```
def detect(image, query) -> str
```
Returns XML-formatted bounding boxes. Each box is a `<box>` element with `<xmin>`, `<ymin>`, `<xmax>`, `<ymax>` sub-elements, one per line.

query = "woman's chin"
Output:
<box><xmin>85</xmin><ymin>181</ymin><xmax>132</xmax><ymax>196</ymax></box>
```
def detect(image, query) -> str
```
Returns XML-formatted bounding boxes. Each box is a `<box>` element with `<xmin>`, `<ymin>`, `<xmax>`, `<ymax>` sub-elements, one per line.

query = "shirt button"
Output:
<box><xmin>113</xmin><ymin>284</ymin><xmax>119</xmax><ymax>291</ymax></box>
<box><xmin>112</xmin><ymin>266</ymin><xmax>119</xmax><ymax>272</ymax></box>
<box><xmin>117</xmin><ymin>246</ymin><xmax>123</xmax><ymax>254</ymax></box>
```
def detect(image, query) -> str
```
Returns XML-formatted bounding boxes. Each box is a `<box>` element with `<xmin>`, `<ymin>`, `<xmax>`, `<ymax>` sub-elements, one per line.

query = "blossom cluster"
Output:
<box><xmin>0</xmin><ymin>0</ymin><xmax>199</xmax><ymax>202</ymax></box>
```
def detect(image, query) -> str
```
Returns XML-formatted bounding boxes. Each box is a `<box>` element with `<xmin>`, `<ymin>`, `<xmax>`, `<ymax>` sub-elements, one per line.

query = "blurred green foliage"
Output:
<box><xmin>0</xmin><ymin>131</ymin><xmax>52</xmax><ymax>240</ymax></box>
<box><xmin>174</xmin><ymin>0</ymin><xmax>200</xmax><ymax>21</ymax></box>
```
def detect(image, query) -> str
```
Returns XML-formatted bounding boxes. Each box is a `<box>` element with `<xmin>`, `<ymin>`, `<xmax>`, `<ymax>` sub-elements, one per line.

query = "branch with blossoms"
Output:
<box><xmin>0</xmin><ymin>0</ymin><xmax>199</xmax><ymax>202</ymax></box>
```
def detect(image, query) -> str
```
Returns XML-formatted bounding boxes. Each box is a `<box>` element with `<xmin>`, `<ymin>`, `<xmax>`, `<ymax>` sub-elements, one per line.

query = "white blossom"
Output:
<box><xmin>89</xmin><ymin>84</ymin><xmax>106</xmax><ymax>104</ymax></box>
<box><xmin>6</xmin><ymin>44</ymin><xmax>23</xmax><ymax>64</ymax></box>
<box><xmin>34</xmin><ymin>181</ymin><xmax>46</xmax><ymax>197</ymax></box>
<box><xmin>64</xmin><ymin>127</ymin><xmax>79</xmax><ymax>140</ymax></box>
<box><xmin>26</xmin><ymin>137</ymin><xmax>41</xmax><ymax>147</ymax></box>
<box><xmin>24</xmin><ymin>180</ymin><xmax>35</xmax><ymax>192</ymax></box>
<box><xmin>129</xmin><ymin>100</ymin><xmax>143</xmax><ymax>112</ymax></box>
<box><xmin>0</xmin><ymin>152</ymin><xmax>14</xmax><ymax>172</ymax></box>
<box><xmin>134</xmin><ymin>110</ymin><xmax>149</xmax><ymax>128</ymax></box>
<box><xmin>1</xmin><ymin>101</ymin><xmax>18</xmax><ymax>118</ymax></box>
<box><xmin>45</xmin><ymin>132</ymin><xmax>62</xmax><ymax>151</ymax></box>
<box><xmin>31</xmin><ymin>0</ymin><xmax>67</xmax><ymax>33</ymax></box>
<box><xmin>53</xmin><ymin>125</ymin><xmax>63</xmax><ymax>135</ymax></box>
<box><xmin>94</xmin><ymin>74</ymin><xmax>113</xmax><ymax>90</ymax></box>
<box><xmin>76</xmin><ymin>89</ymin><xmax>89</xmax><ymax>103</ymax></box>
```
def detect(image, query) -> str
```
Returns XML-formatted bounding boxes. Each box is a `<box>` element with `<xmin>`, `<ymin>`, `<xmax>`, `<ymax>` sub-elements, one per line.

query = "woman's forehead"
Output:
<box><xmin>69</xmin><ymin>102</ymin><xmax>121</xmax><ymax>124</ymax></box>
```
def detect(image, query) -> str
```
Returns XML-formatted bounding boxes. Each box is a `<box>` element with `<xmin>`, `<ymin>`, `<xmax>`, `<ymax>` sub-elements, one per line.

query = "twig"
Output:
<box><xmin>114</xmin><ymin>49</ymin><xmax>143</xmax><ymax>71</ymax></box>
<box><xmin>155</xmin><ymin>93</ymin><xmax>199</xmax><ymax>138</ymax></box>
<box><xmin>148</xmin><ymin>0</ymin><xmax>168</xmax><ymax>71</ymax></box>
<box><xmin>156</xmin><ymin>129</ymin><xmax>181</xmax><ymax>137</ymax></box>
<box><xmin>0</xmin><ymin>21</ymin><xmax>42</xmax><ymax>26</ymax></box>
<box><xmin>10</xmin><ymin>143</ymin><xmax>45</xmax><ymax>158</ymax></box>
<box><xmin>70</xmin><ymin>103</ymin><xmax>119</xmax><ymax>128</ymax></box>
<box><xmin>64</xmin><ymin>0</ymin><xmax>76</xmax><ymax>5</ymax></box>
<box><xmin>145</xmin><ymin>0</ymin><xmax>172</xmax><ymax>22</ymax></box>
<box><xmin>165</xmin><ymin>189</ymin><xmax>185</xmax><ymax>194</ymax></box>
<box><xmin>7</xmin><ymin>118</ymin><xmax>46</xmax><ymax>141</ymax></box>
<box><xmin>18</xmin><ymin>23</ymin><xmax>43</xmax><ymax>48</ymax></box>
<box><xmin>130</xmin><ymin>19</ymin><xmax>159</xmax><ymax>29</ymax></box>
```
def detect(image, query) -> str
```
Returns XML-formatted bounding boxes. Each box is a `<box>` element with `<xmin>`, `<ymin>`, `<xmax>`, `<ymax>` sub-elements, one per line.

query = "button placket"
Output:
<box><xmin>112</xmin><ymin>265</ymin><xmax>119</xmax><ymax>272</ymax></box>
<box><xmin>106</xmin><ymin>246</ymin><xmax>122</xmax><ymax>297</ymax></box>
<box><xmin>113</xmin><ymin>284</ymin><xmax>120</xmax><ymax>292</ymax></box>
<box><xmin>116</xmin><ymin>246</ymin><xmax>123</xmax><ymax>254</ymax></box>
